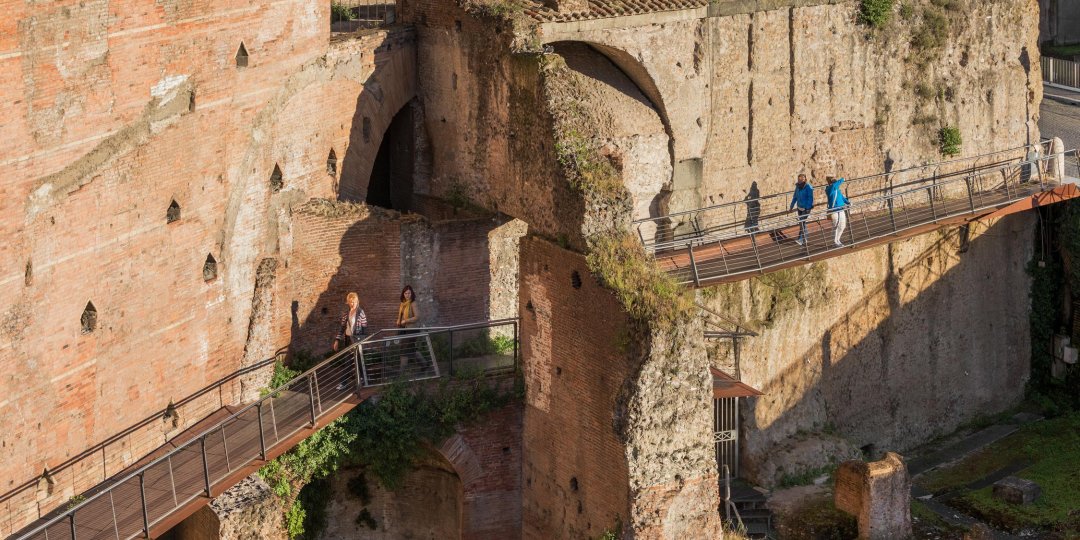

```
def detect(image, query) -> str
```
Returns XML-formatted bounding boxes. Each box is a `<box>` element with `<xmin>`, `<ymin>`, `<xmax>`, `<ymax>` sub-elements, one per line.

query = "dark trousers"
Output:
<box><xmin>796</xmin><ymin>208</ymin><xmax>811</xmax><ymax>243</ymax></box>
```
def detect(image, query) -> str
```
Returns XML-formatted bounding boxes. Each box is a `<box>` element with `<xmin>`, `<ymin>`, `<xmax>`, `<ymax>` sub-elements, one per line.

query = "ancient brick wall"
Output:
<box><xmin>0</xmin><ymin>1</ymin><xmax>417</xmax><ymax>529</ymax></box>
<box><xmin>316</xmin><ymin>403</ymin><xmax>523</xmax><ymax>540</ymax></box>
<box><xmin>518</xmin><ymin>236</ymin><xmax>632</xmax><ymax>539</ymax></box>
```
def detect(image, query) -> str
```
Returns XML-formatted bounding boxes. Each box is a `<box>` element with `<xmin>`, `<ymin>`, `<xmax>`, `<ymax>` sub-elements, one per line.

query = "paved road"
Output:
<box><xmin>1041</xmin><ymin>83</ymin><xmax>1080</xmax><ymax>151</ymax></box>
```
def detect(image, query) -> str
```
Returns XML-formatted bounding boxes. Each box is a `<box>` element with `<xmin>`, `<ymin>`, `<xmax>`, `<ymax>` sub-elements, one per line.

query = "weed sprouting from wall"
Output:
<box><xmin>859</xmin><ymin>0</ymin><xmax>894</xmax><ymax>28</ymax></box>
<box><xmin>938</xmin><ymin>126</ymin><xmax>962</xmax><ymax>157</ymax></box>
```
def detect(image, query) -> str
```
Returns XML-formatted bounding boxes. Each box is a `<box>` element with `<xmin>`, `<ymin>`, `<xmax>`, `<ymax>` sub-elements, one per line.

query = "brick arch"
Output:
<box><xmin>337</xmin><ymin>51</ymin><xmax>418</xmax><ymax>201</ymax></box>
<box><xmin>436</xmin><ymin>433</ymin><xmax>485</xmax><ymax>487</ymax></box>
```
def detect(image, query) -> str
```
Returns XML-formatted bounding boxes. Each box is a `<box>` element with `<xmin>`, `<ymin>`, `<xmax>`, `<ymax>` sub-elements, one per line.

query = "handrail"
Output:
<box><xmin>633</xmin><ymin>141</ymin><xmax>1050</xmax><ymax>225</ymax></box>
<box><xmin>10</xmin><ymin>318</ymin><xmax>519</xmax><ymax>540</ymax></box>
<box><xmin>644</xmin><ymin>149</ymin><xmax>1073</xmax><ymax>254</ymax></box>
<box><xmin>0</xmin><ymin>349</ymin><xmax>285</xmax><ymax>507</ymax></box>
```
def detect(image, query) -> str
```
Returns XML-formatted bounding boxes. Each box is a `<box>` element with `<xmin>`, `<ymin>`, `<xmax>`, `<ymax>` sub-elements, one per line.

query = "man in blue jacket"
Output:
<box><xmin>789</xmin><ymin>173</ymin><xmax>814</xmax><ymax>246</ymax></box>
<box><xmin>825</xmin><ymin>175</ymin><xmax>848</xmax><ymax>247</ymax></box>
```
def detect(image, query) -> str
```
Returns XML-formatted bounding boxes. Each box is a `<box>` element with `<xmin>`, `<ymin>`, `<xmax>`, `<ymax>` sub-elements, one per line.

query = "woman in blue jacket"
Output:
<box><xmin>789</xmin><ymin>174</ymin><xmax>814</xmax><ymax>246</ymax></box>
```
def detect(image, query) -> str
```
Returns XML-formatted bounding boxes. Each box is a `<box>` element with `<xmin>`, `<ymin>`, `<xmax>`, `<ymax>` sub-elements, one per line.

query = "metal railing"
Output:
<box><xmin>1044</xmin><ymin>56</ymin><xmax>1080</xmax><ymax>90</ymax></box>
<box><xmin>9</xmin><ymin>318</ymin><xmax>518</xmax><ymax>540</ymax></box>
<box><xmin>0</xmin><ymin>352</ymin><xmax>282</xmax><ymax>528</ymax></box>
<box><xmin>637</xmin><ymin>143</ymin><xmax>1080</xmax><ymax>285</ymax></box>
<box><xmin>330</xmin><ymin>0</ymin><xmax>396</xmax><ymax>32</ymax></box>
<box><xmin>362</xmin><ymin>318</ymin><xmax>520</xmax><ymax>378</ymax></box>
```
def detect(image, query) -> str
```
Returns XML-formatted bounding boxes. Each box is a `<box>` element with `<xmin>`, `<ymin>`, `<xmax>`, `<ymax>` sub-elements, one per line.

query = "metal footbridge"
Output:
<box><xmin>635</xmin><ymin>141</ymin><xmax>1080</xmax><ymax>286</ymax></box>
<box><xmin>7</xmin><ymin>320</ymin><xmax>518</xmax><ymax>540</ymax></box>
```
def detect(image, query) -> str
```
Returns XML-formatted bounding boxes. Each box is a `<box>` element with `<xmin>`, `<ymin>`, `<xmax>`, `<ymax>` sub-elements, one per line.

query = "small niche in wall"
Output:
<box><xmin>269</xmin><ymin>164</ymin><xmax>283</xmax><ymax>193</ymax></box>
<box><xmin>327</xmin><ymin>149</ymin><xmax>337</xmax><ymax>176</ymax></box>
<box><xmin>235</xmin><ymin>42</ymin><xmax>249</xmax><ymax>68</ymax></box>
<box><xmin>166</xmin><ymin>199</ymin><xmax>181</xmax><ymax>223</ymax></box>
<box><xmin>24</xmin><ymin>260</ymin><xmax>32</xmax><ymax>286</ymax></box>
<box><xmin>571</xmin><ymin>270</ymin><xmax>582</xmax><ymax>289</ymax></box>
<box><xmin>203</xmin><ymin>254</ymin><xmax>218</xmax><ymax>282</ymax></box>
<box><xmin>81</xmin><ymin>302</ymin><xmax>98</xmax><ymax>334</ymax></box>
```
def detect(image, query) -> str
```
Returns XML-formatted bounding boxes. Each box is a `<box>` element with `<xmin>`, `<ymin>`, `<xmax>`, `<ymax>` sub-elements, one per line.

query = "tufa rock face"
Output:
<box><xmin>170</xmin><ymin>475</ymin><xmax>287</xmax><ymax>540</ymax></box>
<box><xmin>834</xmin><ymin>452</ymin><xmax>912</xmax><ymax>540</ymax></box>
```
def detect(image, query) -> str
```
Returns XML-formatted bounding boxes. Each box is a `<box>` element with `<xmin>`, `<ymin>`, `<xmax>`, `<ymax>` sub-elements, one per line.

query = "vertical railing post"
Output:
<box><xmin>257</xmin><ymin>403</ymin><xmax>267</xmax><ymax>460</ymax></box>
<box><xmin>749</xmin><ymin>231</ymin><xmax>764</xmax><ymax>273</ymax></box>
<box><xmin>307</xmin><ymin>376</ymin><xmax>317</xmax><ymax>427</ymax></box>
<box><xmin>353</xmin><ymin>346</ymin><xmax>363</xmax><ymax>392</ymax></box>
<box><xmin>70</xmin><ymin>513</ymin><xmax>77</xmax><ymax>540</ymax></box>
<box><xmin>687</xmin><ymin>241</ymin><xmax>701</xmax><ymax>286</ymax></box>
<box><xmin>513</xmin><ymin>321</ymin><xmax>519</xmax><ymax>373</ymax></box>
<box><xmin>888</xmin><ymin>196</ymin><xmax>898</xmax><ymax>233</ymax></box>
<box><xmin>167</xmin><ymin>455</ymin><xmax>178</xmax><ymax>507</ymax></box>
<box><xmin>358</xmin><ymin>344</ymin><xmax>370</xmax><ymax>388</ymax></box>
<box><xmin>139</xmin><ymin>473</ymin><xmax>150</xmax><ymax>537</ymax></box>
<box><xmin>448</xmin><ymin>330</ymin><xmax>455</xmax><ymax>378</ymax></box>
<box><xmin>929</xmin><ymin>175</ymin><xmax>938</xmax><ymax>222</ymax></box>
<box><xmin>200</xmin><ymin>436</ymin><xmax>211</xmax><ymax>496</ymax></box>
<box><xmin>966</xmin><ymin>175</ymin><xmax>976</xmax><ymax>213</ymax></box>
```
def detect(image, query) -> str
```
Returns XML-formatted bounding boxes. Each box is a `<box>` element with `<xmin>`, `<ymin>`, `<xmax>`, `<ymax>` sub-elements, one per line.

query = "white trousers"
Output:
<box><xmin>830</xmin><ymin>210</ymin><xmax>848</xmax><ymax>245</ymax></box>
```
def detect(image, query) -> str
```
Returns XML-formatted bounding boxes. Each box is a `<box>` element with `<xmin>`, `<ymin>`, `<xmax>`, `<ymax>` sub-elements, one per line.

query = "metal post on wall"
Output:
<box><xmin>307</xmin><ymin>376</ymin><xmax>317</xmax><ymax>426</ymax></box>
<box><xmin>448</xmin><ymin>329</ymin><xmax>455</xmax><ymax>377</ymax></box>
<box><xmin>513</xmin><ymin>321</ymin><xmax>519</xmax><ymax>373</ymax></box>
<box><xmin>257</xmin><ymin>403</ymin><xmax>267</xmax><ymax>460</ymax></box>
<box><xmin>200</xmin><ymin>436</ymin><xmax>212</xmax><ymax>496</ymax></box>
<box><xmin>139</xmin><ymin>473</ymin><xmax>150</xmax><ymax>537</ymax></box>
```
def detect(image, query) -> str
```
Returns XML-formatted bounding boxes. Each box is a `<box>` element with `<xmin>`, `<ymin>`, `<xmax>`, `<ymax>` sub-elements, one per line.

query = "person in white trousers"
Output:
<box><xmin>825</xmin><ymin>176</ymin><xmax>848</xmax><ymax>247</ymax></box>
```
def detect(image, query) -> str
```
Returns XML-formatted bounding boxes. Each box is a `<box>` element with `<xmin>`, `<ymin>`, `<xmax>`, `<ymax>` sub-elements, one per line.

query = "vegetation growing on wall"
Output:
<box><xmin>938</xmin><ymin>126</ymin><xmax>962</xmax><ymax>156</ymax></box>
<box><xmin>858</xmin><ymin>0</ymin><xmax>894</xmax><ymax>28</ymax></box>
<box><xmin>540</xmin><ymin>55</ymin><xmax>695</xmax><ymax>328</ymax></box>
<box><xmin>259</xmin><ymin>363</ymin><xmax>518</xmax><ymax>539</ymax></box>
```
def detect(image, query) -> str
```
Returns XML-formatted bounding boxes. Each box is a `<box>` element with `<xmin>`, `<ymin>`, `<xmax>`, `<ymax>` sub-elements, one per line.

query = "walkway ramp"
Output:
<box><xmin>9</xmin><ymin>320</ymin><xmax>519</xmax><ymax>540</ymax></box>
<box><xmin>636</xmin><ymin>142</ymin><xmax>1080</xmax><ymax>286</ymax></box>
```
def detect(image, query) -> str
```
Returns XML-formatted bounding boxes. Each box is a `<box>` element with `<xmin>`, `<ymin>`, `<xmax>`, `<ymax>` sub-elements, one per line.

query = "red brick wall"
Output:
<box><xmin>445</xmin><ymin>403</ymin><xmax>524</xmax><ymax>540</ymax></box>
<box><xmin>431</xmin><ymin>219</ymin><xmax>494</xmax><ymax>326</ymax></box>
<box><xmin>518</xmin><ymin>236</ymin><xmax>632</xmax><ymax>539</ymax></box>
<box><xmin>0</xmin><ymin>2</ymin><xmax>416</xmax><ymax>531</ymax></box>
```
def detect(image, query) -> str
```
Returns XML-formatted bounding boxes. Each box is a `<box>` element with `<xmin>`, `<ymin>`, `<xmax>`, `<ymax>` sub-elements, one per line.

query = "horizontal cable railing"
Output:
<box><xmin>330</xmin><ymin>0</ymin><xmax>396</xmax><ymax>32</ymax></box>
<box><xmin>9</xmin><ymin>318</ymin><xmax>518</xmax><ymax>540</ymax></box>
<box><xmin>362</xmin><ymin>318</ymin><xmax>520</xmax><ymax>378</ymax></box>
<box><xmin>647</xmin><ymin>147</ymin><xmax>1079</xmax><ymax>285</ymax></box>
<box><xmin>635</xmin><ymin>141</ymin><xmax>1053</xmax><ymax>254</ymax></box>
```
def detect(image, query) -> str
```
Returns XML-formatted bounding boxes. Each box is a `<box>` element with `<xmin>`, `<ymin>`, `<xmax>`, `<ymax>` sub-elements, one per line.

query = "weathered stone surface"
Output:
<box><xmin>992</xmin><ymin>476</ymin><xmax>1041</xmax><ymax>505</ymax></box>
<box><xmin>834</xmin><ymin>452</ymin><xmax>913</xmax><ymax>540</ymax></box>
<box><xmin>172</xmin><ymin>475</ymin><xmax>286</xmax><ymax>540</ymax></box>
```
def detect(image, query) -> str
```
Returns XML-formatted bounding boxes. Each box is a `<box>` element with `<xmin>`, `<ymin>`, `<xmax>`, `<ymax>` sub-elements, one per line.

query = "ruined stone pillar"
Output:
<box><xmin>171</xmin><ymin>475</ymin><xmax>286</xmax><ymax>540</ymax></box>
<box><xmin>834</xmin><ymin>452</ymin><xmax>912</xmax><ymax>540</ymax></box>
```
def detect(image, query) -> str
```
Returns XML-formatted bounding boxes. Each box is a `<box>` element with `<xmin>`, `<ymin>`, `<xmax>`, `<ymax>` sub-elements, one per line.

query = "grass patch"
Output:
<box><xmin>918</xmin><ymin>413</ymin><xmax>1080</xmax><ymax>535</ymax></box>
<box><xmin>1043</xmin><ymin>44</ymin><xmax>1080</xmax><ymax>59</ymax></box>
<box><xmin>777</xmin><ymin>464</ymin><xmax>835</xmax><ymax>489</ymax></box>
<box><xmin>912</xmin><ymin>7</ymin><xmax>949</xmax><ymax>52</ymax></box>
<box><xmin>776</xmin><ymin>497</ymin><xmax>858</xmax><ymax>540</ymax></box>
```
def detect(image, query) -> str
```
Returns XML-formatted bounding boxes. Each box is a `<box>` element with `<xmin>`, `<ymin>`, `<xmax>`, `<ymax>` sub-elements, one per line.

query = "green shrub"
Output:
<box><xmin>330</xmin><ymin>2</ymin><xmax>353</xmax><ymax>22</ymax></box>
<box><xmin>912</xmin><ymin>8</ymin><xmax>949</xmax><ymax>51</ymax></box>
<box><xmin>859</xmin><ymin>0</ymin><xmax>894</xmax><ymax>28</ymax></box>
<box><xmin>938</xmin><ymin>126</ymin><xmax>962</xmax><ymax>156</ymax></box>
<box><xmin>899</xmin><ymin>2</ymin><xmax>914</xmax><ymax>19</ymax></box>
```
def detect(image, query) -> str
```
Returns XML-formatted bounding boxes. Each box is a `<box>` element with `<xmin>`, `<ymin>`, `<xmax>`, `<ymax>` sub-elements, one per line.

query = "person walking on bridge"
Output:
<box><xmin>789</xmin><ymin>173</ymin><xmax>814</xmax><ymax>246</ymax></box>
<box><xmin>825</xmin><ymin>175</ymin><xmax>848</xmax><ymax>247</ymax></box>
<box><xmin>333</xmin><ymin>292</ymin><xmax>368</xmax><ymax>390</ymax></box>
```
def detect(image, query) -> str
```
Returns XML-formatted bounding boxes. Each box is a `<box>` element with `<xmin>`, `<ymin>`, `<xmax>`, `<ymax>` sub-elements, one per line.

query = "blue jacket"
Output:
<box><xmin>826</xmin><ymin>178</ymin><xmax>848</xmax><ymax>211</ymax></box>
<box><xmin>790</xmin><ymin>182</ymin><xmax>814</xmax><ymax>211</ymax></box>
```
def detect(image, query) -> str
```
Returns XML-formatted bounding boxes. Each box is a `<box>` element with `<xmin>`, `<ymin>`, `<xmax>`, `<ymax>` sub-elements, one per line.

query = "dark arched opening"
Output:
<box><xmin>366</xmin><ymin>104</ymin><xmax>414</xmax><ymax>212</ymax></box>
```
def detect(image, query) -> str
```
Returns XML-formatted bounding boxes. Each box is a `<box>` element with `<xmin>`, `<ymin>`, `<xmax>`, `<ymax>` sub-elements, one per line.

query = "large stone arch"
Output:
<box><xmin>337</xmin><ymin>46</ymin><xmax>419</xmax><ymax>202</ymax></box>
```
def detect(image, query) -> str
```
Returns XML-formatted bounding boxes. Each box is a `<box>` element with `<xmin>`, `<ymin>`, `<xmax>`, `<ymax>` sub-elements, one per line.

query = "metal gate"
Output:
<box><xmin>714</xmin><ymin>397</ymin><xmax>739</xmax><ymax>477</ymax></box>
